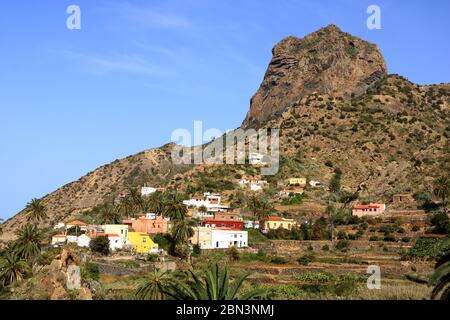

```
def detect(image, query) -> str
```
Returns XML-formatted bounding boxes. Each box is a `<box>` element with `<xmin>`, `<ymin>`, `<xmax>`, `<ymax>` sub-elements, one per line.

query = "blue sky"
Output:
<box><xmin>0</xmin><ymin>0</ymin><xmax>449</xmax><ymax>220</ymax></box>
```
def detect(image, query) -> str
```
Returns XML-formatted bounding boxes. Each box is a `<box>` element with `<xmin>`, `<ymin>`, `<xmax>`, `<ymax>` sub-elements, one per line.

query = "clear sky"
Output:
<box><xmin>0</xmin><ymin>0</ymin><xmax>449</xmax><ymax>220</ymax></box>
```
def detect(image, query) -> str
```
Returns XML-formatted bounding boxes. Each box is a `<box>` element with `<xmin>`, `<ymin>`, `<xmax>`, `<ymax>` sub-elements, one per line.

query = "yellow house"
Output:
<box><xmin>102</xmin><ymin>224</ymin><xmax>129</xmax><ymax>238</ymax></box>
<box><xmin>127</xmin><ymin>232</ymin><xmax>158</xmax><ymax>254</ymax></box>
<box><xmin>190</xmin><ymin>227</ymin><xmax>212</xmax><ymax>249</ymax></box>
<box><xmin>263</xmin><ymin>217</ymin><xmax>297</xmax><ymax>232</ymax></box>
<box><xmin>288</xmin><ymin>178</ymin><xmax>306</xmax><ymax>186</ymax></box>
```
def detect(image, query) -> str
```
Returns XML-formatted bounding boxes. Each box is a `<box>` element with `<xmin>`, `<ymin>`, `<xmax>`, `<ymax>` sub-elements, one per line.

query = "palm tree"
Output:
<box><xmin>97</xmin><ymin>202</ymin><xmax>121</xmax><ymax>225</ymax></box>
<box><xmin>172</xmin><ymin>219</ymin><xmax>197</xmax><ymax>246</ymax></box>
<box><xmin>129</xmin><ymin>187</ymin><xmax>145</xmax><ymax>214</ymax></box>
<box><xmin>145</xmin><ymin>191</ymin><xmax>165</xmax><ymax>216</ymax></box>
<box><xmin>25</xmin><ymin>198</ymin><xmax>47</xmax><ymax>223</ymax></box>
<box><xmin>198</xmin><ymin>205</ymin><xmax>208</xmax><ymax>216</ymax></box>
<box><xmin>163</xmin><ymin>192</ymin><xmax>188</xmax><ymax>220</ymax></box>
<box><xmin>117</xmin><ymin>196</ymin><xmax>134</xmax><ymax>218</ymax></box>
<box><xmin>12</xmin><ymin>224</ymin><xmax>44</xmax><ymax>262</ymax></box>
<box><xmin>434</xmin><ymin>176</ymin><xmax>450</xmax><ymax>211</ymax></box>
<box><xmin>246</xmin><ymin>194</ymin><xmax>273</xmax><ymax>225</ymax></box>
<box><xmin>135</xmin><ymin>270</ymin><xmax>177</xmax><ymax>300</ymax></box>
<box><xmin>256</xmin><ymin>200</ymin><xmax>273</xmax><ymax>226</ymax></box>
<box><xmin>169</xmin><ymin>263</ymin><xmax>263</xmax><ymax>300</ymax></box>
<box><xmin>0</xmin><ymin>251</ymin><xmax>31</xmax><ymax>287</ymax></box>
<box><xmin>429</xmin><ymin>251</ymin><xmax>450</xmax><ymax>300</ymax></box>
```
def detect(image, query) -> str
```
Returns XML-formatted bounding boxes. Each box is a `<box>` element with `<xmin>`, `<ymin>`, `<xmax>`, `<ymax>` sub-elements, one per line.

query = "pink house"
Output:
<box><xmin>352</xmin><ymin>203</ymin><xmax>386</xmax><ymax>217</ymax></box>
<box><xmin>123</xmin><ymin>216</ymin><xmax>170</xmax><ymax>235</ymax></box>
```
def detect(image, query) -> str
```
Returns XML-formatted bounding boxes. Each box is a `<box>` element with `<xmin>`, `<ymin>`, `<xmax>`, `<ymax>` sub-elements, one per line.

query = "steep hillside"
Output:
<box><xmin>0</xmin><ymin>144</ymin><xmax>193</xmax><ymax>241</ymax></box>
<box><xmin>1</xmin><ymin>24</ymin><xmax>449</xmax><ymax>241</ymax></box>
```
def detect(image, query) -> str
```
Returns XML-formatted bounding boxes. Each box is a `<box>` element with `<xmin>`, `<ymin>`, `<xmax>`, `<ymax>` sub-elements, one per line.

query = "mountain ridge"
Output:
<box><xmin>1</xmin><ymin>25</ymin><xmax>449</xmax><ymax>242</ymax></box>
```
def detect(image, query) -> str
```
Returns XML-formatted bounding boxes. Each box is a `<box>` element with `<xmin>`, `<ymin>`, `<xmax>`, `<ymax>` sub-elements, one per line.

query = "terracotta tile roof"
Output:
<box><xmin>353</xmin><ymin>204</ymin><xmax>383</xmax><ymax>209</ymax></box>
<box><xmin>96</xmin><ymin>233</ymin><xmax>121</xmax><ymax>238</ymax></box>
<box><xmin>67</xmin><ymin>220</ymin><xmax>88</xmax><ymax>226</ymax></box>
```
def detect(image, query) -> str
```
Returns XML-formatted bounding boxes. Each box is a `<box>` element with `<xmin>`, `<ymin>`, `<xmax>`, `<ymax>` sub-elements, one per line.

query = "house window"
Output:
<box><xmin>142</xmin><ymin>238</ymin><xmax>147</xmax><ymax>243</ymax></box>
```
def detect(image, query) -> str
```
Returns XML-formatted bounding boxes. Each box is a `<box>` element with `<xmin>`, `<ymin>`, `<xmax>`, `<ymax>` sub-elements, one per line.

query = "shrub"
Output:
<box><xmin>337</xmin><ymin>230</ymin><xmax>348</xmax><ymax>240</ymax></box>
<box><xmin>383</xmin><ymin>234</ymin><xmax>396</xmax><ymax>242</ymax></box>
<box><xmin>322</xmin><ymin>244</ymin><xmax>330</xmax><ymax>251</ymax></box>
<box><xmin>192</xmin><ymin>244</ymin><xmax>201</xmax><ymax>256</ymax></box>
<box><xmin>335</xmin><ymin>240</ymin><xmax>350</xmax><ymax>252</ymax></box>
<box><xmin>152</xmin><ymin>233</ymin><xmax>172</xmax><ymax>251</ymax></box>
<box><xmin>412</xmin><ymin>225</ymin><xmax>420</xmax><ymax>232</ymax></box>
<box><xmin>270</xmin><ymin>255</ymin><xmax>288</xmax><ymax>264</ymax></box>
<box><xmin>379</xmin><ymin>224</ymin><xmax>396</xmax><ymax>234</ymax></box>
<box><xmin>397</xmin><ymin>227</ymin><xmax>406</xmax><ymax>234</ymax></box>
<box><xmin>82</xmin><ymin>262</ymin><xmax>100</xmax><ymax>281</ymax></box>
<box><xmin>89</xmin><ymin>236</ymin><xmax>110</xmax><ymax>255</ymax></box>
<box><xmin>401</xmin><ymin>237</ymin><xmax>411</xmax><ymax>243</ymax></box>
<box><xmin>325</xmin><ymin>160</ymin><xmax>333</xmax><ymax>167</ymax></box>
<box><xmin>404</xmin><ymin>238</ymin><xmax>450</xmax><ymax>259</ymax></box>
<box><xmin>297</xmin><ymin>253</ymin><xmax>316</xmax><ymax>266</ymax></box>
<box><xmin>147</xmin><ymin>254</ymin><xmax>158</xmax><ymax>262</ymax></box>
<box><xmin>227</xmin><ymin>247</ymin><xmax>240</xmax><ymax>261</ymax></box>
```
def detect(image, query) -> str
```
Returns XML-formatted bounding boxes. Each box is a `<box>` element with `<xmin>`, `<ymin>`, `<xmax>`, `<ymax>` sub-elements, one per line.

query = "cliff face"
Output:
<box><xmin>242</xmin><ymin>24</ymin><xmax>387</xmax><ymax>128</ymax></box>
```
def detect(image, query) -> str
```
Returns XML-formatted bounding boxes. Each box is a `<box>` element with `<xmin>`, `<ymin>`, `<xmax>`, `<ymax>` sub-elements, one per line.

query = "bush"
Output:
<box><xmin>379</xmin><ymin>224</ymin><xmax>396</xmax><ymax>234</ymax></box>
<box><xmin>239</xmin><ymin>250</ymin><xmax>268</xmax><ymax>262</ymax></box>
<box><xmin>89</xmin><ymin>236</ymin><xmax>110</xmax><ymax>255</ymax></box>
<box><xmin>82</xmin><ymin>262</ymin><xmax>100</xmax><ymax>281</ymax></box>
<box><xmin>322</xmin><ymin>245</ymin><xmax>330</xmax><ymax>251</ymax></box>
<box><xmin>147</xmin><ymin>254</ymin><xmax>158</xmax><ymax>262</ymax></box>
<box><xmin>297</xmin><ymin>253</ymin><xmax>316</xmax><ymax>266</ymax></box>
<box><xmin>401</xmin><ymin>237</ymin><xmax>411</xmax><ymax>243</ymax></box>
<box><xmin>152</xmin><ymin>233</ymin><xmax>172</xmax><ymax>250</ymax></box>
<box><xmin>337</xmin><ymin>230</ymin><xmax>348</xmax><ymax>240</ymax></box>
<box><xmin>335</xmin><ymin>240</ymin><xmax>350</xmax><ymax>252</ymax></box>
<box><xmin>397</xmin><ymin>227</ymin><xmax>406</xmax><ymax>234</ymax></box>
<box><xmin>192</xmin><ymin>244</ymin><xmax>201</xmax><ymax>256</ymax></box>
<box><xmin>369</xmin><ymin>236</ymin><xmax>379</xmax><ymax>241</ymax></box>
<box><xmin>412</xmin><ymin>225</ymin><xmax>420</xmax><ymax>232</ymax></box>
<box><xmin>227</xmin><ymin>247</ymin><xmax>240</xmax><ymax>261</ymax></box>
<box><xmin>404</xmin><ymin>238</ymin><xmax>450</xmax><ymax>259</ymax></box>
<box><xmin>383</xmin><ymin>234</ymin><xmax>396</xmax><ymax>242</ymax></box>
<box><xmin>270</xmin><ymin>255</ymin><xmax>288</xmax><ymax>264</ymax></box>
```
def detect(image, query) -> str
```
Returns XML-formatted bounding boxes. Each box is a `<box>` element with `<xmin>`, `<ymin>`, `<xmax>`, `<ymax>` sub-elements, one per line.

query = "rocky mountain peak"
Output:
<box><xmin>242</xmin><ymin>24</ymin><xmax>387</xmax><ymax>128</ymax></box>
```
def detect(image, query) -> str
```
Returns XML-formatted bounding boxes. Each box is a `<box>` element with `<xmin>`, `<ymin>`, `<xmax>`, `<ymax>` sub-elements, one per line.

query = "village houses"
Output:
<box><xmin>352</xmin><ymin>203</ymin><xmax>386</xmax><ymax>217</ymax></box>
<box><xmin>287</xmin><ymin>178</ymin><xmax>307</xmax><ymax>187</ymax></box>
<box><xmin>263</xmin><ymin>217</ymin><xmax>297</xmax><ymax>232</ymax></box>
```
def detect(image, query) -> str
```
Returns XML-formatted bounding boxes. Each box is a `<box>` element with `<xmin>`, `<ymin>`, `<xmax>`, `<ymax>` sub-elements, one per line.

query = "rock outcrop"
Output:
<box><xmin>242</xmin><ymin>24</ymin><xmax>387</xmax><ymax>128</ymax></box>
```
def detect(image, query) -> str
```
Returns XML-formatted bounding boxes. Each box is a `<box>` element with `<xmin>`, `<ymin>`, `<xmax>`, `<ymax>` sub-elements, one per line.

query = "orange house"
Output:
<box><xmin>123</xmin><ymin>216</ymin><xmax>170</xmax><ymax>235</ymax></box>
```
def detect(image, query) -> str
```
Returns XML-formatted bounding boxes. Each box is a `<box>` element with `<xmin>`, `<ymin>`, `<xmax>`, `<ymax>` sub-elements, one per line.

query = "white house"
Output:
<box><xmin>249</xmin><ymin>184</ymin><xmax>263</xmax><ymax>192</ymax></box>
<box><xmin>66</xmin><ymin>234</ymin><xmax>91</xmax><ymax>248</ymax></box>
<box><xmin>183</xmin><ymin>193</ymin><xmax>228</xmax><ymax>213</ymax></box>
<box><xmin>309</xmin><ymin>180</ymin><xmax>322</xmax><ymax>188</ymax></box>
<box><xmin>244</xmin><ymin>220</ymin><xmax>260</xmax><ymax>229</ymax></box>
<box><xmin>192</xmin><ymin>211</ymin><xmax>214</xmax><ymax>220</ymax></box>
<box><xmin>53</xmin><ymin>222</ymin><xmax>65</xmax><ymax>230</ymax></box>
<box><xmin>141</xmin><ymin>187</ymin><xmax>157</xmax><ymax>196</ymax></box>
<box><xmin>51</xmin><ymin>235</ymin><xmax>67</xmax><ymax>247</ymax></box>
<box><xmin>239</xmin><ymin>177</ymin><xmax>267</xmax><ymax>185</ymax></box>
<box><xmin>211</xmin><ymin>229</ymin><xmax>248</xmax><ymax>249</ymax></box>
<box><xmin>76</xmin><ymin>234</ymin><xmax>91</xmax><ymax>247</ymax></box>
<box><xmin>98</xmin><ymin>234</ymin><xmax>126</xmax><ymax>251</ymax></box>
